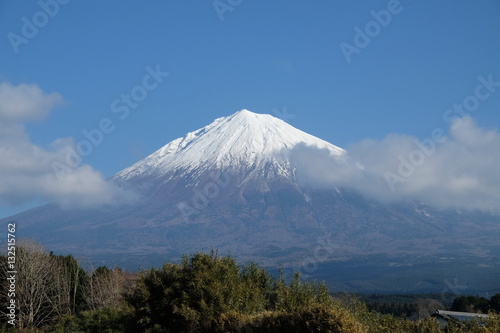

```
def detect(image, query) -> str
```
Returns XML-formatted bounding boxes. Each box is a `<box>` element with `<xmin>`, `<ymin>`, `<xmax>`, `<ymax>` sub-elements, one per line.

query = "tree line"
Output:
<box><xmin>1</xmin><ymin>240</ymin><xmax>500</xmax><ymax>333</ymax></box>
<box><xmin>361</xmin><ymin>293</ymin><xmax>500</xmax><ymax>319</ymax></box>
<box><xmin>0</xmin><ymin>240</ymin><xmax>128</xmax><ymax>331</ymax></box>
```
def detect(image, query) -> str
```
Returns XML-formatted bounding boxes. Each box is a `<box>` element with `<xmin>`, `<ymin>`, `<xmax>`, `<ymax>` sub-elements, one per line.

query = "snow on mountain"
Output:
<box><xmin>4</xmin><ymin>109</ymin><xmax>500</xmax><ymax>294</ymax></box>
<box><xmin>114</xmin><ymin>109</ymin><xmax>345</xmax><ymax>180</ymax></box>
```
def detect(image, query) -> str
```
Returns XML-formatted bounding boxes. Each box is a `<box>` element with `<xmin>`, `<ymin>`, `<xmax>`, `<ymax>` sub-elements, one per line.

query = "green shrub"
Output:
<box><xmin>49</xmin><ymin>305</ymin><xmax>133</xmax><ymax>333</ymax></box>
<box><xmin>127</xmin><ymin>252</ymin><xmax>338</xmax><ymax>332</ymax></box>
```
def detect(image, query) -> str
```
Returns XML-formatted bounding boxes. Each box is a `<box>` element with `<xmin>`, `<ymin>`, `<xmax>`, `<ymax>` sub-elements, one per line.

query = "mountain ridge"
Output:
<box><xmin>113</xmin><ymin>109</ymin><xmax>345</xmax><ymax>182</ymax></box>
<box><xmin>2</xmin><ymin>109</ymin><xmax>500</xmax><ymax>293</ymax></box>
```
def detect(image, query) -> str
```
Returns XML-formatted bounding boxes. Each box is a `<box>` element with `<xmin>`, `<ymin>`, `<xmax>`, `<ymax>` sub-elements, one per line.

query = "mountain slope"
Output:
<box><xmin>3</xmin><ymin>109</ymin><xmax>500</xmax><ymax>293</ymax></box>
<box><xmin>113</xmin><ymin>109</ymin><xmax>345</xmax><ymax>182</ymax></box>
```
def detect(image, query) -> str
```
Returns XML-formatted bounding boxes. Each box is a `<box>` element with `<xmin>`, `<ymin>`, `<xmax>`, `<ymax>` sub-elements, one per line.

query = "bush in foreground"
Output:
<box><xmin>126</xmin><ymin>251</ymin><xmax>334</xmax><ymax>332</ymax></box>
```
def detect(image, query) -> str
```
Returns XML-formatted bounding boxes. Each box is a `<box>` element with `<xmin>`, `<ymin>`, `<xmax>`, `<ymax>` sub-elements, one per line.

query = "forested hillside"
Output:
<box><xmin>1</xmin><ymin>241</ymin><xmax>499</xmax><ymax>333</ymax></box>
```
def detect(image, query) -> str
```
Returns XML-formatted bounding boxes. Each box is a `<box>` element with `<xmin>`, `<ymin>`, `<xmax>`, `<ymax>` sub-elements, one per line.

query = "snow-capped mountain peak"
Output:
<box><xmin>114</xmin><ymin>109</ymin><xmax>345</xmax><ymax>180</ymax></box>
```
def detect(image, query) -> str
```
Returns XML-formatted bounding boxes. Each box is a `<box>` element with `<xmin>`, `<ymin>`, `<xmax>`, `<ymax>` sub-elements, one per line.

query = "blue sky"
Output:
<box><xmin>1</xmin><ymin>0</ymin><xmax>500</xmax><ymax>217</ymax></box>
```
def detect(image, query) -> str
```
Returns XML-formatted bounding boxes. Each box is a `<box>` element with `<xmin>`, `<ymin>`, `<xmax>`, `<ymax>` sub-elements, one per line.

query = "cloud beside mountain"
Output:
<box><xmin>0</xmin><ymin>82</ymin><xmax>133</xmax><ymax>209</ymax></box>
<box><xmin>291</xmin><ymin>117</ymin><xmax>500</xmax><ymax>212</ymax></box>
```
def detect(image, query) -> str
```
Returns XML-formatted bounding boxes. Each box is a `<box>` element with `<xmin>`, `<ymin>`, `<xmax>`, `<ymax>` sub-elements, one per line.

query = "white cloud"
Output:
<box><xmin>0</xmin><ymin>82</ymin><xmax>134</xmax><ymax>209</ymax></box>
<box><xmin>0</xmin><ymin>82</ymin><xmax>62</xmax><ymax>122</ymax></box>
<box><xmin>291</xmin><ymin>117</ymin><xmax>500</xmax><ymax>212</ymax></box>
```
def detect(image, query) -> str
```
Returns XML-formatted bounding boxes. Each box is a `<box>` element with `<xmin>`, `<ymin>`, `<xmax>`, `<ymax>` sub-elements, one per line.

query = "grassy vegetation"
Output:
<box><xmin>1</xmin><ymin>244</ymin><xmax>500</xmax><ymax>332</ymax></box>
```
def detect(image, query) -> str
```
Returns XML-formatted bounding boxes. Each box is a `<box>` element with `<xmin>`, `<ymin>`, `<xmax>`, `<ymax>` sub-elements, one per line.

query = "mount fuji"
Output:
<box><xmin>114</xmin><ymin>109</ymin><xmax>345</xmax><ymax>180</ymax></box>
<box><xmin>4</xmin><ymin>110</ymin><xmax>500</xmax><ymax>293</ymax></box>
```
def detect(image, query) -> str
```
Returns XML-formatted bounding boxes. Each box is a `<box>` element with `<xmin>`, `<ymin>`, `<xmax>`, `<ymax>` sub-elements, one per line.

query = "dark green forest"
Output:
<box><xmin>1</xmin><ymin>241</ymin><xmax>500</xmax><ymax>333</ymax></box>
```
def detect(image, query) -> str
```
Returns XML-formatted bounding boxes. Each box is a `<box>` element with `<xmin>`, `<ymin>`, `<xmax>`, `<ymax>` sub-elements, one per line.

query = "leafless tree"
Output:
<box><xmin>49</xmin><ymin>258</ymin><xmax>72</xmax><ymax>318</ymax></box>
<box><xmin>85</xmin><ymin>266</ymin><xmax>126</xmax><ymax>311</ymax></box>
<box><xmin>15</xmin><ymin>240</ymin><xmax>59</xmax><ymax>329</ymax></box>
<box><xmin>0</xmin><ymin>239</ymin><xmax>86</xmax><ymax>330</ymax></box>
